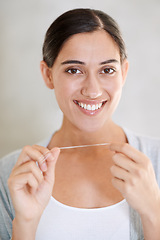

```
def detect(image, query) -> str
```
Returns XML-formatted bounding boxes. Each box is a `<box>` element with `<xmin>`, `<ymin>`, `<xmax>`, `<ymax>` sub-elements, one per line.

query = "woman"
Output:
<box><xmin>0</xmin><ymin>8</ymin><xmax>160</xmax><ymax>240</ymax></box>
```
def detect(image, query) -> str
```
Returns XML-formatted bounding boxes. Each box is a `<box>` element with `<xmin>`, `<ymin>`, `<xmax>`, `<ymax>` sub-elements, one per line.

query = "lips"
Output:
<box><xmin>73</xmin><ymin>100</ymin><xmax>107</xmax><ymax>111</ymax></box>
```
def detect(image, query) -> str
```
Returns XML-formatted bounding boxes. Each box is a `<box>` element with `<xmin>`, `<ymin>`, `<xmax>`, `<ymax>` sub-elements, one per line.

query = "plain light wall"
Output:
<box><xmin>0</xmin><ymin>0</ymin><xmax>160</xmax><ymax>158</ymax></box>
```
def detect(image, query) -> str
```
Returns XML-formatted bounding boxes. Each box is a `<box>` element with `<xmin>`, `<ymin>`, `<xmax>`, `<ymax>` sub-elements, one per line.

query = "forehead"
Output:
<box><xmin>56</xmin><ymin>30</ymin><xmax>120</xmax><ymax>64</ymax></box>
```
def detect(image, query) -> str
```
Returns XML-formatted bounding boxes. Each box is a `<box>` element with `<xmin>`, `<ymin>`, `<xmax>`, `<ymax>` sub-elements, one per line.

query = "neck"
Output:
<box><xmin>48</xmin><ymin>117</ymin><xmax>126</xmax><ymax>149</ymax></box>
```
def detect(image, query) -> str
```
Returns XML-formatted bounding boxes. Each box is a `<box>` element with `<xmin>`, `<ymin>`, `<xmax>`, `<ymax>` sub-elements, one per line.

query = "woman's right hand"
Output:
<box><xmin>8</xmin><ymin>145</ymin><xmax>60</xmax><ymax>238</ymax></box>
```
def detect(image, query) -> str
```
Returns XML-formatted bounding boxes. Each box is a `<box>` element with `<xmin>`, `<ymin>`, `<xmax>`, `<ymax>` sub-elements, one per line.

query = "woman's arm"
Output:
<box><xmin>12</xmin><ymin>217</ymin><xmax>40</xmax><ymax>240</ymax></box>
<box><xmin>8</xmin><ymin>145</ymin><xmax>60</xmax><ymax>240</ymax></box>
<box><xmin>109</xmin><ymin>143</ymin><xmax>160</xmax><ymax>240</ymax></box>
<box><xmin>141</xmin><ymin>211</ymin><xmax>160</xmax><ymax>240</ymax></box>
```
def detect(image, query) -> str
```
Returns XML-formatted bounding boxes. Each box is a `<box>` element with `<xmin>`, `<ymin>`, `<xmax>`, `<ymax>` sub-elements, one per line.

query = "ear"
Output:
<box><xmin>40</xmin><ymin>61</ymin><xmax>54</xmax><ymax>89</ymax></box>
<box><xmin>121</xmin><ymin>59</ymin><xmax>129</xmax><ymax>86</ymax></box>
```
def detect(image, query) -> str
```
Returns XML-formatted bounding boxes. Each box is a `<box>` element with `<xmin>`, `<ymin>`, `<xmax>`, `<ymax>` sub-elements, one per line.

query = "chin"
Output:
<box><xmin>74</xmin><ymin>120</ymin><xmax>107</xmax><ymax>133</ymax></box>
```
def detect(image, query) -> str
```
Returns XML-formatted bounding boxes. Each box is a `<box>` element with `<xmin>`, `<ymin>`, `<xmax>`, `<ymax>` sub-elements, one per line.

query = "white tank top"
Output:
<box><xmin>35</xmin><ymin>197</ymin><xmax>130</xmax><ymax>240</ymax></box>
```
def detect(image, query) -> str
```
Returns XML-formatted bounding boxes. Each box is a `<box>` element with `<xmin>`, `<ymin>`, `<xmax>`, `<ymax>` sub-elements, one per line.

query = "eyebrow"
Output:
<box><xmin>61</xmin><ymin>59</ymin><xmax>119</xmax><ymax>65</ymax></box>
<box><xmin>61</xmin><ymin>60</ymin><xmax>85</xmax><ymax>65</ymax></box>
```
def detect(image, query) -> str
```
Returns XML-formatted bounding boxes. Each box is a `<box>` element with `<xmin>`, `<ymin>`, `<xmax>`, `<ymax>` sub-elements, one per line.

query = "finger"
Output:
<box><xmin>43</xmin><ymin>147</ymin><xmax>60</xmax><ymax>184</ymax></box>
<box><xmin>15</xmin><ymin>145</ymin><xmax>49</xmax><ymax>168</ymax></box>
<box><xmin>33</xmin><ymin>145</ymin><xmax>59</xmax><ymax>172</ymax></box>
<box><xmin>111</xmin><ymin>177</ymin><xmax>126</xmax><ymax>195</ymax></box>
<box><xmin>110</xmin><ymin>164</ymin><xmax>130</xmax><ymax>181</ymax></box>
<box><xmin>32</xmin><ymin>145</ymin><xmax>51</xmax><ymax>163</ymax></box>
<box><xmin>109</xmin><ymin>142</ymin><xmax>145</xmax><ymax>163</ymax></box>
<box><xmin>8</xmin><ymin>172</ymin><xmax>39</xmax><ymax>193</ymax></box>
<box><xmin>16</xmin><ymin>145</ymin><xmax>52</xmax><ymax>173</ymax></box>
<box><xmin>112</xmin><ymin>152</ymin><xmax>136</xmax><ymax>172</ymax></box>
<box><xmin>11</xmin><ymin>161</ymin><xmax>44</xmax><ymax>185</ymax></box>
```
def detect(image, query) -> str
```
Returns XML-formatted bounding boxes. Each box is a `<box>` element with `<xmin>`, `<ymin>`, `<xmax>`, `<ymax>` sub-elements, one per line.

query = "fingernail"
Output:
<box><xmin>41</xmin><ymin>161</ymin><xmax>47</xmax><ymax>172</ymax></box>
<box><xmin>51</xmin><ymin>147</ymin><xmax>60</xmax><ymax>157</ymax></box>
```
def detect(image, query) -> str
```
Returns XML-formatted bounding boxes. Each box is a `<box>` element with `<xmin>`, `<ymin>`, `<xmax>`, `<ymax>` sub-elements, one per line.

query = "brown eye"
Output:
<box><xmin>66</xmin><ymin>68</ymin><xmax>81</xmax><ymax>74</ymax></box>
<box><xmin>102</xmin><ymin>68</ymin><xmax>115</xmax><ymax>74</ymax></box>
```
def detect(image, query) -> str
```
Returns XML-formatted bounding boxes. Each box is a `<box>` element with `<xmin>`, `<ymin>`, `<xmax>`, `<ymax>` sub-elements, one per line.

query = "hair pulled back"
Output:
<box><xmin>42</xmin><ymin>8</ymin><xmax>127</xmax><ymax>67</ymax></box>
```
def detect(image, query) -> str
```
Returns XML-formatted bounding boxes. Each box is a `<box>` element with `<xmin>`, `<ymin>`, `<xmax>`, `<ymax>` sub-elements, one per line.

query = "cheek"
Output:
<box><xmin>104</xmin><ymin>78</ymin><xmax>123</xmax><ymax>98</ymax></box>
<box><xmin>54</xmin><ymin>80</ymin><xmax>78</xmax><ymax>107</ymax></box>
<box><xmin>58</xmin><ymin>81</ymin><xmax>78</xmax><ymax>96</ymax></box>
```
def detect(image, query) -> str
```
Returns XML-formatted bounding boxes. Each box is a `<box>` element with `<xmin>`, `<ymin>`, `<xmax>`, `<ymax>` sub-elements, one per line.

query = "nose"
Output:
<box><xmin>81</xmin><ymin>73</ymin><xmax>102</xmax><ymax>99</ymax></box>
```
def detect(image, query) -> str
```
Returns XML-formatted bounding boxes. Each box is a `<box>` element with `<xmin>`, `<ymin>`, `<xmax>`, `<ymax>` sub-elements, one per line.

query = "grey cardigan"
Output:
<box><xmin>0</xmin><ymin>128</ymin><xmax>160</xmax><ymax>240</ymax></box>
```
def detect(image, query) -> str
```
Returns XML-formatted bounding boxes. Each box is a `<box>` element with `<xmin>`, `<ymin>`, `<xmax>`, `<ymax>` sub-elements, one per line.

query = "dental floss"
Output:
<box><xmin>39</xmin><ymin>143</ymin><xmax>110</xmax><ymax>165</ymax></box>
<box><xmin>59</xmin><ymin>142</ymin><xmax>110</xmax><ymax>150</ymax></box>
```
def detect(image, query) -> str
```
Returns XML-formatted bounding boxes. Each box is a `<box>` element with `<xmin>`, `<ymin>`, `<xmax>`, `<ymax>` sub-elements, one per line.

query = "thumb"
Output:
<box><xmin>44</xmin><ymin>147</ymin><xmax>60</xmax><ymax>183</ymax></box>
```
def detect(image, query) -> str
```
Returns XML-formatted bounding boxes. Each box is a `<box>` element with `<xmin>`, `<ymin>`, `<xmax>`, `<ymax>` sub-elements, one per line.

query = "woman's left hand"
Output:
<box><xmin>109</xmin><ymin>143</ymin><xmax>160</xmax><ymax>218</ymax></box>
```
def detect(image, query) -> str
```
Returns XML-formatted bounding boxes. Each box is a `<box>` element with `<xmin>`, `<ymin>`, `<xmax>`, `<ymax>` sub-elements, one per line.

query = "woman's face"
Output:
<box><xmin>42</xmin><ymin>30</ymin><xmax>128</xmax><ymax>132</ymax></box>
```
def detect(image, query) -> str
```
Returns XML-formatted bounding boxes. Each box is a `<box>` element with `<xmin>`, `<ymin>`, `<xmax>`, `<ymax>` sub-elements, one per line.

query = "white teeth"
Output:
<box><xmin>86</xmin><ymin>105</ymin><xmax>91</xmax><ymax>110</ymax></box>
<box><xmin>92</xmin><ymin>105</ymin><xmax>95</xmax><ymax>110</ymax></box>
<box><xmin>98</xmin><ymin>103</ymin><xmax>102</xmax><ymax>108</ymax></box>
<box><xmin>77</xmin><ymin>102</ymin><xmax>104</xmax><ymax>110</ymax></box>
<box><xmin>95</xmin><ymin>104</ymin><xmax>99</xmax><ymax>110</ymax></box>
<box><xmin>80</xmin><ymin>103</ymin><xmax>84</xmax><ymax>108</ymax></box>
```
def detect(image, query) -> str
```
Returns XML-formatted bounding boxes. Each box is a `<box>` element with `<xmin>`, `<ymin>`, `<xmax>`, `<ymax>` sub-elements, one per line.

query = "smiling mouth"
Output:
<box><xmin>73</xmin><ymin>100</ymin><xmax>107</xmax><ymax>111</ymax></box>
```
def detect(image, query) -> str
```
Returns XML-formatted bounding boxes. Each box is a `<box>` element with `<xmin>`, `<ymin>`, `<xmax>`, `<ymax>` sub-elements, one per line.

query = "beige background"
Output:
<box><xmin>0</xmin><ymin>0</ymin><xmax>160</xmax><ymax>158</ymax></box>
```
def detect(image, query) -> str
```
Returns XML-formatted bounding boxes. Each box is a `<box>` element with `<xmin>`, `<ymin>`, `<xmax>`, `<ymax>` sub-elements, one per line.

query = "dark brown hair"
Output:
<box><xmin>42</xmin><ymin>8</ymin><xmax>127</xmax><ymax>67</ymax></box>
